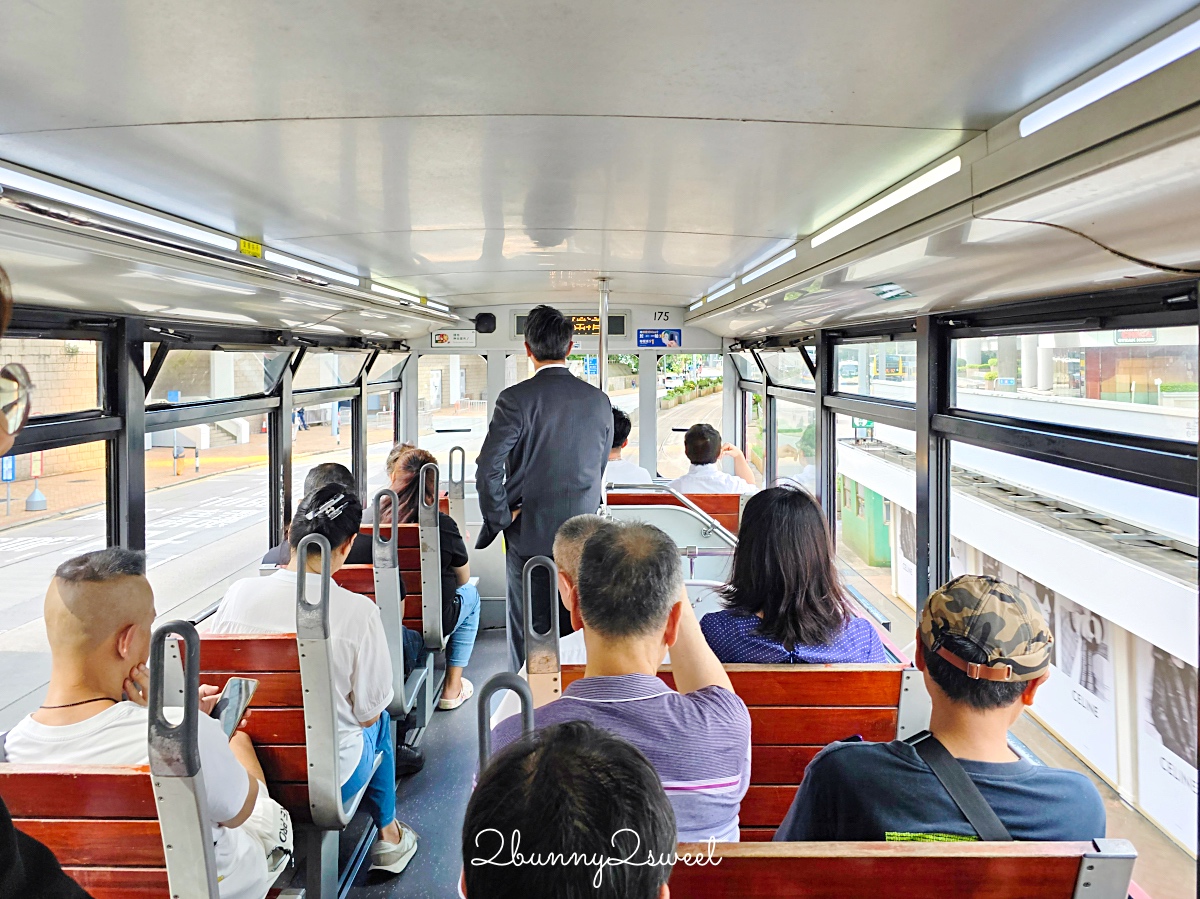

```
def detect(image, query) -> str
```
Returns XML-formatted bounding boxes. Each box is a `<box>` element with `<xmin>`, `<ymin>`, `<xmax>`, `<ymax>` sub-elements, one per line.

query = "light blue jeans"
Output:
<box><xmin>446</xmin><ymin>582</ymin><xmax>481</xmax><ymax>669</ymax></box>
<box><xmin>341</xmin><ymin>711</ymin><xmax>396</xmax><ymax>828</ymax></box>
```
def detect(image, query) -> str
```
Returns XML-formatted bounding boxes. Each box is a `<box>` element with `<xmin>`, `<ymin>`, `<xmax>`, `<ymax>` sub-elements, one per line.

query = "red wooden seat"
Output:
<box><xmin>197</xmin><ymin>634</ymin><xmax>312</xmax><ymax>824</ymax></box>
<box><xmin>333</xmin><ymin>522</ymin><xmax>426</xmax><ymax>631</ymax></box>
<box><xmin>0</xmin><ymin>765</ymin><xmax>166</xmax><ymax>899</ymax></box>
<box><xmin>666</xmin><ymin>840</ymin><xmax>1136</xmax><ymax>899</ymax></box>
<box><xmin>606</xmin><ymin>492</ymin><xmax>742</xmax><ymax>533</ymax></box>
<box><xmin>562</xmin><ymin>663</ymin><xmax>910</xmax><ymax>840</ymax></box>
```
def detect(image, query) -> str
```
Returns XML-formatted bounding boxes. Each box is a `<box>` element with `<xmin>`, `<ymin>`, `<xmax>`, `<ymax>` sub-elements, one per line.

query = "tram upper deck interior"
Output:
<box><xmin>0</xmin><ymin>2</ymin><xmax>1197</xmax><ymax>897</ymax></box>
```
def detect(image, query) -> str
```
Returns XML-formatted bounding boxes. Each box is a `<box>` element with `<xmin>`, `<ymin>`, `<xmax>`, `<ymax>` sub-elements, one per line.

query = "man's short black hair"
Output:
<box><xmin>612</xmin><ymin>408</ymin><xmax>632</xmax><ymax>449</ymax></box>
<box><xmin>577</xmin><ymin>521</ymin><xmax>682</xmax><ymax>638</ymax></box>
<box><xmin>56</xmin><ymin>547</ymin><xmax>146</xmax><ymax>582</ymax></box>
<box><xmin>683</xmin><ymin>423</ymin><xmax>722</xmax><ymax>465</ymax></box>
<box><xmin>463</xmin><ymin>720</ymin><xmax>675</xmax><ymax>899</ymax></box>
<box><xmin>923</xmin><ymin>634</ymin><xmax>1027</xmax><ymax>711</ymax></box>
<box><xmin>304</xmin><ymin>462</ymin><xmax>356</xmax><ymax>497</ymax></box>
<box><xmin>524</xmin><ymin>305</ymin><xmax>573</xmax><ymax>362</ymax></box>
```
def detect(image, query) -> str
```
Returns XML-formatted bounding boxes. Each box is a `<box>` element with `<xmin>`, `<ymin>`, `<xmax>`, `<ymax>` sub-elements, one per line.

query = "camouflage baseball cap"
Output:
<box><xmin>919</xmin><ymin>575</ymin><xmax>1053</xmax><ymax>682</ymax></box>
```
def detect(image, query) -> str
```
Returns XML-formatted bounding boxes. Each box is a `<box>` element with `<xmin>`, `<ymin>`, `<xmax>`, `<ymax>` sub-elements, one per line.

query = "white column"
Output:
<box><xmin>449</xmin><ymin>354</ymin><xmax>462</xmax><ymax>405</ymax></box>
<box><xmin>1037</xmin><ymin>346</ymin><xmax>1055</xmax><ymax>391</ymax></box>
<box><xmin>639</xmin><ymin>351</ymin><xmax>658</xmax><ymax>476</ymax></box>
<box><xmin>1021</xmin><ymin>335</ymin><xmax>1039</xmax><ymax>388</ymax></box>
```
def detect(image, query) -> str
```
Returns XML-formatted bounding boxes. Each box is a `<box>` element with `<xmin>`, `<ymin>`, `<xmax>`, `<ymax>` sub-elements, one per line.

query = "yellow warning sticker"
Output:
<box><xmin>238</xmin><ymin>238</ymin><xmax>263</xmax><ymax>258</ymax></box>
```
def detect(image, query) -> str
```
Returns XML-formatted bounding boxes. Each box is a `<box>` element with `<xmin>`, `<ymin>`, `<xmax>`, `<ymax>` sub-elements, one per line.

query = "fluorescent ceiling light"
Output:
<box><xmin>371</xmin><ymin>283</ymin><xmax>421</xmax><ymax>303</ymax></box>
<box><xmin>708</xmin><ymin>282</ymin><xmax>736</xmax><ymax>302</ymax></box>
<box><xmin>0</xmin><ymin>166</ymin><xmax>237</xmax><ymax>251</ymax></box>
<box><xmin>263</xmin><ymin>250</ymin><xmax>359</xmax><ymax>286</ymax></box>
<box><xmin>811</xmin><ymin>156</ymin><xmax>962</xmax><ymax>249</ymax></box>
<box><xmin>1020</xmin><ymin>19</ymin><xmax>1200</xmax><ymax>137</ymax></box>
<box><xmin>281</xmin><ymin>297</ymin><xmax>343</xmax><ymax>311</ymax></box>
<box><xmin>422</xmin><ymin>298</ymin><xmax>450</xmax><ymax>312</ymax></box>
<box><xmin>688</xmin><ymin>300</ymin><xmax>705</xmax><ymax>311</ymax></box>
<box><xmin>742</xmin><ymin>248</ymin><xmax>797</xmax><ymax>283</ymax></box>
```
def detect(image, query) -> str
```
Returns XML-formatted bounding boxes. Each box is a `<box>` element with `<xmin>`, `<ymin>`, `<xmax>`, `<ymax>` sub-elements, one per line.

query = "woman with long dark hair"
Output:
<box><xmin>386</xmin><ymin>445</ymin><xmax>481</xmax><ymax>710</ymax></box>
<box><xmin>700</xmin><ymin>486</ymin><xmax>886</xmax><ymax>664</ymax></box>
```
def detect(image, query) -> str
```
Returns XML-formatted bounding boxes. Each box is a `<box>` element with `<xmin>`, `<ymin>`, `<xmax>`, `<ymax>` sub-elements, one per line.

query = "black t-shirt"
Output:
<box><xmin>774</xmin><ymin>739</ymin><xmax>1106</xmax><ymax>843</ymax></box>
<box><xmin>0</xmin><ymin>795</ymin><xmax>92</xmax><ymax>898</ymax></box>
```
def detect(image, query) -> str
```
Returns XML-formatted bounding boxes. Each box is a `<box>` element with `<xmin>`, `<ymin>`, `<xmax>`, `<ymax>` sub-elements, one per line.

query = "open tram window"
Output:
<box><xmin>145</xmin><ymin>347</ymin><xmax>289</xmax><ymax>405</ymax></box>
<box><xmin>0</xmin><ymin>337</ymin><xmax>101</xmax><ymax>416</ymax></box>
<box><xmin>835</xmin><ymin>340</ymin><xmax>917</xmax><ymax>401</ymax></box>
<box><xmin>656</xmin><ymin>353</ymin><xmax>724</xmax><ymax>479</ymax></box>
<box><xmin>760</xmin><ymin>348</ymin><xmax>815</xmax><ymax>389</ymax></box>
<box><xmin>947</xmin><ymin>440</ymin><xmax>1197</xmax><ymax>854</ymax></box>
<box><xmin>952</xmin><ymin>327</ymin><xmax>1198</xmax><ymax>441</ymax></box>
<box><xmin>832</xmin><ymin>413</ymin><xmax>916</xmax><ymax>627</ymax></box>
<box><xmin>418</xmin><ymin>354</ymin><xmax>488</xmax><ymax>481</ymax></box>
<box><xmin>731</xmin><ymin>350</ymin><xmax>761</xmax><ymax>383</ymax></box>
<box><xmin>292</xmin><ymin>350</ymin><xmax>369</xmax><ymax>390</ymax></box>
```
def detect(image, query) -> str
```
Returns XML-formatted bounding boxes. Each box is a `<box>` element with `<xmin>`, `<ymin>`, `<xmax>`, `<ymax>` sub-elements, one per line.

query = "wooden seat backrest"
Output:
<box><xmin>334</xmin><ymin>522</ymin><xmax>424</xmax><ymax>631</ymax></box>
<box><xmin>666</xmin><ymin>841</ymin><xmax>1100</xmax><ymax>899</ymax></box>
<box><xmin>606</xmin><ymin>492</ymin><xmax>741</xmax><ymax>534</ymax></box>
<box><xmin>561</xmin><ymin>663</ymin><xmax>907</xmax><ymax>840</ymax></box>
<box><xmin>0</xmin><ymin>765</ymin><xmax>166</xmax><ymax>899</ymax></box>
<box><xmin>197</xmin><ymin>634</ymin><xmax>312</xmax><ymax>824</ymax></box>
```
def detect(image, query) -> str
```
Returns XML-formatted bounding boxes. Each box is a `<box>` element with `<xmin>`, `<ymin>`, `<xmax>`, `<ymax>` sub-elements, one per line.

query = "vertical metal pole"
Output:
<box><xmin>401</xmin><ymin>352</ymin><xmax>419</xmax><ymax>447</ymax></box>
<box><xmin>757</xmin><ymin>352</ymin><xmax>777</xmax><ymax>487</ymax></box>
<box><xmin>597</xmin><ymin>277</ymin><xmax>610</xmax><ymax>391</ymax></box>
<box><xmin>106</xmin><ymin>317</ymin><xmax>146</xmax><ymax>549</ymax></box>
<box><xmin>915</xmin><ymin>316</ymin><xmax>951</xmax><ymax>617</ymax></box>
<box><xmin>352</xmin><ymin>376</ymin><xmax>369</xmax><ymax>505</ymax></box>
<box><xmin>813</xmin><ymin>330</ymin><xmax>837</xmax><ymax>539</ymax></box>
<box><xmin>269</xmin><ymin>361</ymin><xmax>294</xmax><ymax>548</ymax></box>
<box><xmin>638</xmin><ymin>350</ymin><xmax>658</xmax><ymax>477</ymax></box>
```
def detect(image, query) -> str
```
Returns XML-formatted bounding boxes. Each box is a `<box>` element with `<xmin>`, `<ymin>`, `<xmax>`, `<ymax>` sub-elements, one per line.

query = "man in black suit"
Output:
<box><xmin>475</xmin><ymin>305</ymin><xmax>613</xmax><ymax>671</ymax></box>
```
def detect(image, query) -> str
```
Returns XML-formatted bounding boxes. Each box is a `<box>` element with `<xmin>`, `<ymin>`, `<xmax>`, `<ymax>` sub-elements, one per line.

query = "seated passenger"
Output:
<box><xmin>603</xmin><ymin>408</ymin><xmax>653</xmax><ymax>485</ymax></box>
<box><xmin>383</xmin><ymin>446</ymin><xmax>481</xmax><ymax>711</ymax></box>
<box><xmin>492</xmin><ymin>521</ymin><xmax>750</xmax><ymax>843</ymax></box>
<box><xmin>209</xmin><ymin>486</ymin><xmax>420</xmax><ymax>874</ymax></box>
<box><xmin>261</xmin><ymin>462</ymin><xmax>370</xmax><ymax>566</ymax></box>
<box><xmin>774</xmin><ymin>574</ymin><xmax>1106</xmax><ymax>842</ymax></box>
<box><xmin>462</xmin><ymin>721</ymin><xmax>674</xmax><ymax>899</ymax></box>
<box><xmin>5</xmin><ymin>549</ymin><xmax>293</xmax><ymax>898</ymax></box>
<box><xmin>667</xmin><ymin>423</ymin><xmax>757</xmax><ymax>495</ymax></box>
<box><xmin>701</xmin><ymin>486</ymin><xmax>886</xmax><ymax>664</ymax></box>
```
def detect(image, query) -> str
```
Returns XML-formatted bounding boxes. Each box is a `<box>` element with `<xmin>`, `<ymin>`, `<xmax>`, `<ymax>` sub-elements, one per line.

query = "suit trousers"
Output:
<box><xmin>504</xmin><ymin>541</ymin><xmax>575</xmax><ymax>673</ymax></box>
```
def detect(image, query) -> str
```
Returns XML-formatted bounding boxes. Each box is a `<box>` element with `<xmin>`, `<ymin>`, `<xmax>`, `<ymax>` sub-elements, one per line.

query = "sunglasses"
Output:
<box><xmin>0</xmin><ymin>363</ymin><xmax>32</xmax><ymax>438</ymax></box>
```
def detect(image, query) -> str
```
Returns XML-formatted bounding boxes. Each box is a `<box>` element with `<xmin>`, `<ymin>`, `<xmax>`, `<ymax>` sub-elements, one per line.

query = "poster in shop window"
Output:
<box><xmin>1135</xmin><ymin>638</ymin><xmax>1197</xmax><ymax>852</ymax></box>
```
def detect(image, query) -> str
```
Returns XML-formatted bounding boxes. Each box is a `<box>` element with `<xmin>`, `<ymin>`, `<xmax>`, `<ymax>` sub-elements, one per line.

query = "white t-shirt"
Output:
<box><xmin>208</xmin><ymin>570</ymin><xmax>394</xmax><ymax>785</ymax></box>
<box><xmin>668</xmin><ymin>463</ymin><xmax>758</xmax><ymax>495</ymax></box>
<box><xmin>604</xmin><ymin>458</ymin><xmax>653</xmax><ymax>486</ymax></box>
<box><xmin>6</xmin><ymin>703</ymin><xmax>269</xmax><ymax>899</ymax></box>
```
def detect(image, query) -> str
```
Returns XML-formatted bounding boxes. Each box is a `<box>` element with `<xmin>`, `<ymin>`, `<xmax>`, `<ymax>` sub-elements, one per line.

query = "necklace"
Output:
<box><xmin>39</xmin><ymin>696</ymin><xmax>118</xmax><ymax>710</ymax></box>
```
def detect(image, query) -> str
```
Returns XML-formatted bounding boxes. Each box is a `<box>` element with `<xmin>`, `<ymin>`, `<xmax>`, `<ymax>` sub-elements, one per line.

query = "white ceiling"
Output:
<box><xmin>0</xmin><ymin>0</ymin><xmax>1196</xmax><ymax>312</ymax></box>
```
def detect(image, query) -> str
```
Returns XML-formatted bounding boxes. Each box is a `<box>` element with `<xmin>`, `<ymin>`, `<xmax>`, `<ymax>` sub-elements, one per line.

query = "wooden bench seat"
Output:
<box><xmin>562</xmin><ymin>663</ymin><xmax>914</xmax><ymax>840</ymax></box>
<box><xmin>666</xmin><ymin>840</ymin><xmax>1137</xmax><ymax>899</ymax></box>
<box><xmin>334</xmin><ymin>522</ymin><xmax>425</xmax><ymax>632</ymax></box>
<box><xmin>606</xmin><ymin>492</ymin><xmax>742</xmax><ymax>533</ymax></box>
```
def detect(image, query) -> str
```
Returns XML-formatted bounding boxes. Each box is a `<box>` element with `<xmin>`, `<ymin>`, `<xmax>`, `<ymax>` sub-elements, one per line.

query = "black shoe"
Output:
<box><xmin>396</xmin><ymin>743</ymin><xmax>425</xmax><ymax>777</ymax></box>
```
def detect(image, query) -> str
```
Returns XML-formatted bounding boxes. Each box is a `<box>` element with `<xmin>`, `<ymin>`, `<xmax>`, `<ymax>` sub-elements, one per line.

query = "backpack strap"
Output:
<box><xmin>907</xmin><ymin>731</ymin><xmax>1013</xmax><ymax>841</ymax></box>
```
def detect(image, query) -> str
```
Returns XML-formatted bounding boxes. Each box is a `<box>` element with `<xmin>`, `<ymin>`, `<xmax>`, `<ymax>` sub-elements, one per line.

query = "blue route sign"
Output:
<box><xmin>1</xmin><ymin>456</ymin><xmax>13</xmax><ymax>482</ymax></box>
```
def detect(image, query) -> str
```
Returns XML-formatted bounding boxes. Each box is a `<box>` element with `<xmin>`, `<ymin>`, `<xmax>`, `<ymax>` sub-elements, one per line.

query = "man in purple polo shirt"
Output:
<box><xmin>492</xmin><ymin>520</ymin><xmax>751</xmax><ymax>843</ymax></box>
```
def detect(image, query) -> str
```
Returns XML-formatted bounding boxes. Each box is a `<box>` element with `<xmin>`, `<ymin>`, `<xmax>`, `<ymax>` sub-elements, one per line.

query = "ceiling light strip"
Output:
<box><xmin>263</xmin><ymin>249</ymin><xmax>359</xmax><ymax>286</ymax></box>
<box><xmin>371</xmin><ymin>283</ymin><xmax>421</xmax><ymax>303</ymax></box>
<box><xmin>742</xmin><ymin>248</ymin><xmax>797</xmax><ymax>284</ymax></box>
<box><xmin>810</xmin><ymin>156</ymin><xmax>962</xmax><ymax>249</ymax></box>
<box><xmin>707</xmin><ymin>282</ymin><xmax>736</xmax><ymax>302</ymax></box>
<box><xmin>1020</xmin><ymin>18</ymin><xmax>1200</xmax><ymax>137</ymax></box>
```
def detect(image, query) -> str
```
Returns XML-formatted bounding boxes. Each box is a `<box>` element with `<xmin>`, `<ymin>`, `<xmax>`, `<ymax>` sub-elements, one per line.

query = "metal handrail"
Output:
<box><xmin>148</xmin><ymin>620</ymin><xmax>219</xmax><ymax>898</ymax></box>
<box><xmin>478</xmin><ymin>673</ymin><xmax>535</xmax><ymax>767</ymax></box>
<box><xmin>418</xmin><ymin>461</ymin><xmax>446</xmax><ymax>651</ymax></box>
<box><xmin>523</xmin><ymin>555</ymin><xmax>562</xmax><ymax>707</ymax></box>
<box><xmin>372</xmin><ymin>488</ymin><xmax>428</xmax><ymax>716</ymax></box>
<box><xmin>604</xmin><ymin>482</ymin><xmax>738</xmax><ymax>543</ymax></box>
<box><xmin>447</xmin><ymin>445</ymin><xmax>467</xmax><ymax>533</ymax></box>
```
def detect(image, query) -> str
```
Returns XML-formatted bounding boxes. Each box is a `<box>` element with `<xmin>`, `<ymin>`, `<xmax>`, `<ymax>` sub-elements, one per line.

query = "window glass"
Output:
<box><xmin>146</xmin><ymin>415</ymin><xmax>271</xmax><ymax>490</ymax></box>
<box><xmin>366</xmin><ymin>390</ymin><xmax>398</xmax><ymax>497</ymax></box>
<box><xmin>948</xmin><ymin>441</ymin><xmax>1197</xmax><ymax>852</ymax></box>
<box><xmin>368</xmin><ymin>351</ymin><xmax>410</xmax><ymax>384</ymax></box>
<box><xmin>656</xmin><ymin>355</ymin><xmax>725</xmax><ymax>479</ymax></box>
<box><xmin>418</xmin><ymin>354</ymin><xmax>488</xmax><ymax>480</ymax></box>
<box><xmin>743</xmin><ymin>390</ymin><xmax>765</xmax><ymax>486</ymax></box>
<box><xmin>731</xmin><ymin>351</ymin><xmax>761</xmax><ymax>383</ymax></box>
<box><xmin>0</xmin><ymin>444</ymin><xmax>107</xmax><ymax>707</ymax></box>
<box><xmin>567</xmin><ymin>354</ymin><xmax>602</xmax><ymax>388</ymax></box>
<box><xmin>292</xmin><ymin>400</ymin><xmax>353</xmax><ymax>474</ymax></box>
<box><xmin>0</xmin><ymin>338</ymin><xmax>101</xmax><ymax>416</ymax></box>
<box><xmin>608</xmin><ymin>355</ymin><xmax>641</xmax><ymax>466</ymax></box>
<box><xmin>775</xmin><ymin>399</ymin><xmax>818</xmax><ymax>494</ymax></box>
<box><xmin>146</xmin><ymin>347</ymin><xmax>289</xmax><ymax>405</ymax></box>
<box><xmin>835</xmin><ymin>340</ymin><xmax>917</xmax><ymax>401</ymax></box>
<box><xmin>760</xmin><ymin>350</ymin><xmax>815</xmax><ymax>389</ymax></box>
<box><xmin>833</xmin><ymin>414</ymin><xmax>917</xmax><ymax>626</ymax></box>
<box><xmin>952</xmin><ymin>327</ymin><xmax>1198</xmax><ymax>441</ymax></box>
<box><xmin>293</xmin><ymin>351</ymin><xmax>369</xmax><ymax>390</ymax></box>
<box><xmin>505</xmin><ymin>352</ymin><xmax>533</xmax><ymax>388</ymax></box>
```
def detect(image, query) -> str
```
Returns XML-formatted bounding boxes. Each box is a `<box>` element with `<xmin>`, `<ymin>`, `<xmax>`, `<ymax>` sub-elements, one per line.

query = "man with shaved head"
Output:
<box><xmin>6</xmin><ymin>549</ymin><xmax>292</xmax><ymax>899</ymax></box>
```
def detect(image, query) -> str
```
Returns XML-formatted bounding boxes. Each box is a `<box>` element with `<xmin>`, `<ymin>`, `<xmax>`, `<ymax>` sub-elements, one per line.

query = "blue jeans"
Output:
<box><xmin>447</xmin><ymin>583</ymin><xmax>481</xmax><ymax>669</ymax></box>
<box><xmin>341</xmin><ymin>711</ymin><xmax>396</xmax><ymax>829</ymax></box>
<box><xmin>402</xmin><ymin>626</ymin><xmax>425</xmax><ymax>678</ymax></box>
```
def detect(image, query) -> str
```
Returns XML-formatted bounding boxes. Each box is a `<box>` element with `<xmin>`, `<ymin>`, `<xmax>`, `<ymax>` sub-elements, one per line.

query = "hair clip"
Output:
<box><xmin>305</xmin><ymin>493</ymin><xmax>350</xmax><ymax>521</ymax></box>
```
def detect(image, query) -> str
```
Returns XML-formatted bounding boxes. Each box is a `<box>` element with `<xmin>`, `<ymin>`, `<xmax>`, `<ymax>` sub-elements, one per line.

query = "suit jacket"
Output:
<box><xmin>475</xmin><ymin>366</ymin><xmax>613</xmax><ymax>557</ymax></box>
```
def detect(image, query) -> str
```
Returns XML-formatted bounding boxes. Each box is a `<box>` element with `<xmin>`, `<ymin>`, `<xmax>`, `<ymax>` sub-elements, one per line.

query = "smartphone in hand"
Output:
<box><xmin>211</xmin><ymin>677</ymin><xmax>258</xmax><ymax>740</ymax></box>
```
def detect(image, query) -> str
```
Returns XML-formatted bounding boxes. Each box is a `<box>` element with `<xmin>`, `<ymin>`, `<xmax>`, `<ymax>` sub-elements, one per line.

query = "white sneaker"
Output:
<box><xmin>370</xmin><ymin>821</ymin><xmax>419</xmax><ymax>874</ymax></box>
<box><xmin>438</xmin><ymin>677</ymin><xmax>474</xmax><ymax>711</ymax></box>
